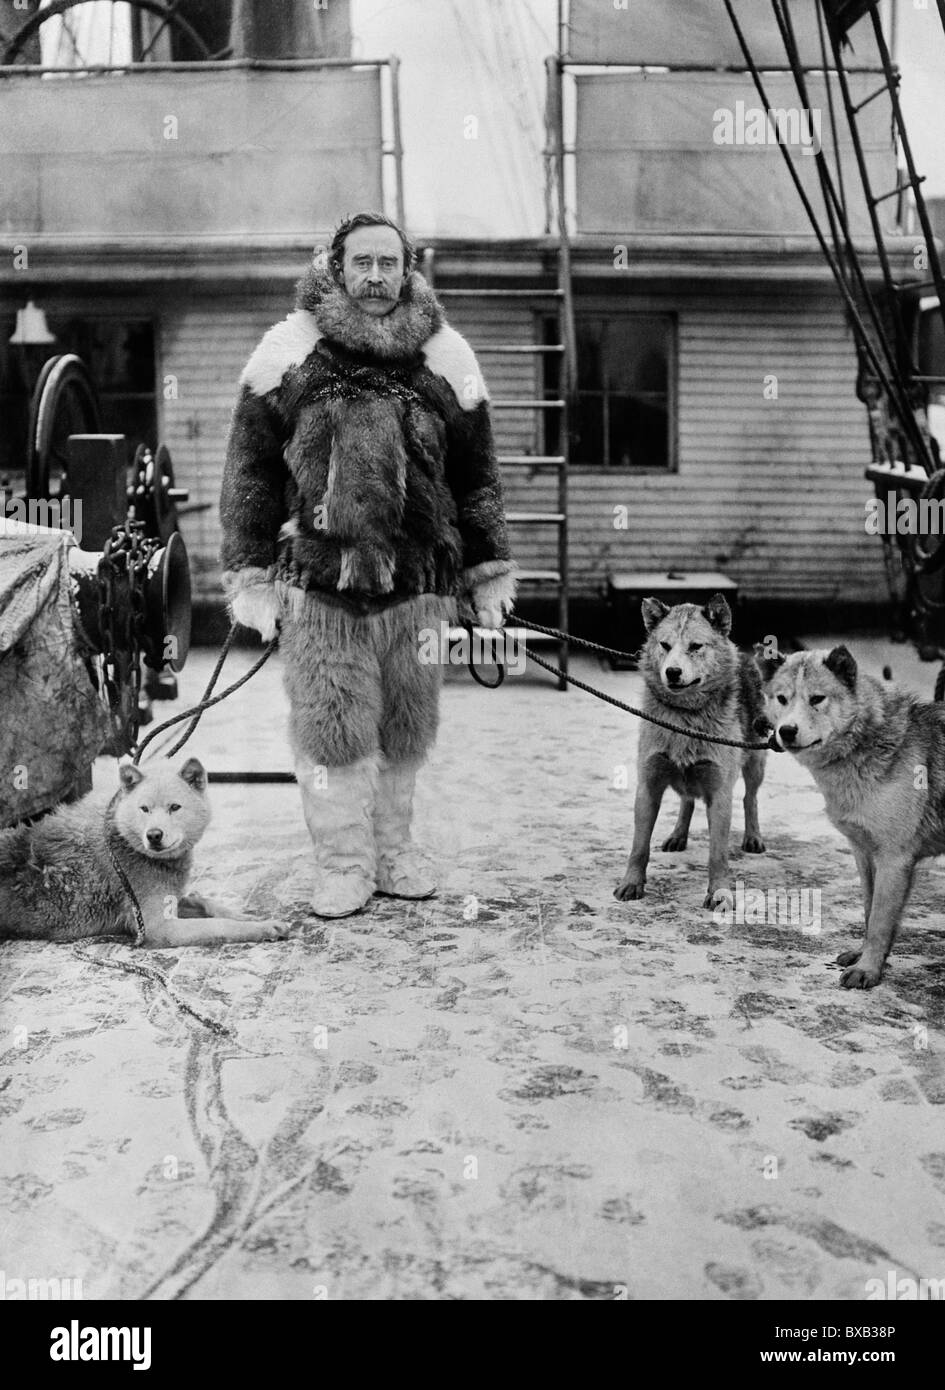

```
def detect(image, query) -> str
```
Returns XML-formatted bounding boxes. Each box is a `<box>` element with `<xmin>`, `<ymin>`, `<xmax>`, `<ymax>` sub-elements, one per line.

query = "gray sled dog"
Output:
<box><xmin>761</xmin><ymin>644</ymin><xmax>943</xmax><ymax>988</ymax></box>
<box><xmin>615</xmin><ymin>594</ymin><xmax>767</xmax><ymax>910</ymax></box>
<box><xmin>0</xmin><ymin>758</ymin><xmax>287</xmax><ymax>947</ymax></box>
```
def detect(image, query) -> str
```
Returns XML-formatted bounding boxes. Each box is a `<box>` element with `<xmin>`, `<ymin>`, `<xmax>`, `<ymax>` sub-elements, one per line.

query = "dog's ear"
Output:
<box><xmin>703</xmin><ymin>593</ymin><xmax>732</xmax><ymax>636</ymax></box>
<box><xmin>753</xmin><ymin>641</ymin><xmax>785</xmax><ymax>685</ymax></box>
<box><xmin>179</xmin><ymin>757</ymin><xmax>207</xmax><ymax>792</ymax></box>
<box><xmin>641</xmin><ymin>597</ymin><xmax>669</xmax><ymax>632</ymax></box>
<box><xmin>824</xmin><ymin>645</ymin><xmax>857</xmax><ymax>691</ymax></box>
<box><xmin>119</xmin><ymin>763</ymin><xmax>144</xmax><ymax>793</ymax></box>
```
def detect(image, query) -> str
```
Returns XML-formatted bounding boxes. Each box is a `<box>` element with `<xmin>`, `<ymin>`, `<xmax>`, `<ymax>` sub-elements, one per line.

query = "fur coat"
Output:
<box><xmin>220</xmin><ymin>267</ymin><xmax>513</xmax><ymax>612</ymax></box>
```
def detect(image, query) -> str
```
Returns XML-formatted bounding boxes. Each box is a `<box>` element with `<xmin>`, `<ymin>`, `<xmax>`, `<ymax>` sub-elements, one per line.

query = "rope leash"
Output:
<box><xmin>106</xmin><ymin>607</ymin><xmax>771</xmax><ymax>943</ymax></box>
<box><xmin>521</xmin><ymin>645</ymin><xmax>774</xmax><ymax>751</ymax></box>
<box><xmin>510</xmin><ymin>615</ymin><xmax>643</xmax><ymax>665</ymax></box>
<box><xmin>462</xmin><ymin>621</ymin><xmax>506</xmax><ymax>688</ymax></box>
<box><xmin>133</xmin><ymin>625</ymin><xmax>278</xmax><ymax>765</ymax></box>
<box><xmin>462</xmin><ymin>616</ymin><xmax>642</xmax><ymax>690</ymax></box>
<box><xmin>127</xmin><ymin>610</ymin><xmax>774</xmax><ymax>770</ymax></box>
<box><xmin>151</xmin><ymin>623</ymin><xmax>237</xmax><ymax>760</ymax></box>
<box><xmin>74</xmin><ymin>948</ymin><xmax>236</xmax><ymax>1038</ymax></box>
<box><xmin>504</xmin><ymin>616</ymin><xmax>776</xmax><ymax>753</ymax></box>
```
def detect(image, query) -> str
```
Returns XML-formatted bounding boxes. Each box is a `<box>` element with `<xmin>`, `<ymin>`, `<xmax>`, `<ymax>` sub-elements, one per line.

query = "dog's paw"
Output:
<box><xmin>661</xmin><ymin>833</ymin><xmax>688</xmax><ymax>852</ymax></box>
<box><xmin>614</xmin><ymin>876</ymin><xmax>645</xmax><ymax>901</ymax></box>
<box><xmin>261</xmin><ymin>919</ymin><xmax>290</xmax><ymax>940</ymax></box>
<box><xmin>742</xmin><ymin>834</ymin><xmax>765</xmax><ymax>854</ymax></box>
<box><xmin>835</xmin><ymin>948</ymin><xmax>861</xmax><ymax>967</ymax></box>
<box><xmin>839</xmin><ymin>960</ymin><xmax>882</xmax><ymax>989</ymax></box>
<box><xmin>242</xmin><ymin>918</ymin><xmax>289</xmax><ymax>941</ymax></box>
<box><xmin>704</xmin><ymin>887</ymin><xmax>734</xmax><ymax>912</ymax></box>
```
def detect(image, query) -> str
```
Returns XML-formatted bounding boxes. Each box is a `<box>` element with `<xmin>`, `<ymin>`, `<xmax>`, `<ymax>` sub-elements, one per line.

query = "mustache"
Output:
<box><xmin>356</xmin><ymin>284</ymin><xmax>397</xmax><ymax>299</ymax></box>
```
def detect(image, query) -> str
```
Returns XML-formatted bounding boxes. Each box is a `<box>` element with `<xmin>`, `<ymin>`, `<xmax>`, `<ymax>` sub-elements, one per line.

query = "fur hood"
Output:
<box><xmin>294</xmin><ymin>266</ymin><xmax>443</xmax><ymax>362</ymax></box>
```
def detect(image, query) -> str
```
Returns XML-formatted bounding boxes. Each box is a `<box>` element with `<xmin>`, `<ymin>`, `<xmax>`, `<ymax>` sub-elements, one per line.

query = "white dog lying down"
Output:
<box><xmin>0</xmin><ymin>757</ymin><xmax>287</xmax><ymax>947</ymax></box>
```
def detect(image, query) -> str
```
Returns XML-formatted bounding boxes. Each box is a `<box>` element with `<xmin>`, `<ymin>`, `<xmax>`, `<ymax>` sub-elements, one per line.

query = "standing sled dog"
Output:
<box><xmin>761</xmin><ymin>645</ymin><xmax>945</xmax><ymax>988</ymax></box>
<box><xmin>615</xmin><ymin>594</ymin><xmax>767</xmax><ymax>910</ymax></box>
<box><xmin>0</xmin><ymin>758</ymin><xmax>287</xmax><ymax>947</ymax></box>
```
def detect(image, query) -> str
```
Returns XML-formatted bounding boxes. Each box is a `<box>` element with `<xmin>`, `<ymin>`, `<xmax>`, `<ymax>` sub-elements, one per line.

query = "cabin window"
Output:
<box><xmin>0</xmin><ymin>317</ymin><xmax>157</xmax><ymax>480</ymax></box>
<box><xmin>544</xmin><ymin>312</ymin><xmax>676</xmax><ymax>470</ymax></box>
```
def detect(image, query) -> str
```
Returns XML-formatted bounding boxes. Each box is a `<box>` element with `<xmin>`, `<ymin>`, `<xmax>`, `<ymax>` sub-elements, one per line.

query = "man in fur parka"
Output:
<box><xmin>220</xmin><ymin>212</ymin><xmax>516</xmax><ymax>917</ymax></box>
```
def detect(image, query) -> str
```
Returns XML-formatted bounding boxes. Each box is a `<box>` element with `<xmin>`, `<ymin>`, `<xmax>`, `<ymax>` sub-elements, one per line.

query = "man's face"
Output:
<box><xmin>341</xmin><ymin>225</ymin><xmax>405</xmax><ymax>317</ymax></box>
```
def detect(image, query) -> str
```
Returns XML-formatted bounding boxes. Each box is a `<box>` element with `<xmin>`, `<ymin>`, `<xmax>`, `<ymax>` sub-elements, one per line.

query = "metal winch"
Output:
<box><xmin>2</xmin><ymin>352</ymin><xmax>198</xmax><ymax>796</ymax></box>
<box><xmin>69</xmin><ymin>522</ymin><xmax>192</xmax><ymax>755</ymax></box>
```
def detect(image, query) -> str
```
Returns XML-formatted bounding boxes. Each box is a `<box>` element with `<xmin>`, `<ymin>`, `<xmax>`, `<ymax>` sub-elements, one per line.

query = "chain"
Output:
<box><xmin>97</xmin><ymin>521</ymin><xmax>158</xmax><ymax>754</ymax></box>
<box><xmin>128</xmin><ymin>532</ymin><xmax>148</xmax><ymax>718</ymax></box>
<box><xmin>103</xmin><ymin>789</ymin><xmax>146</xmax><ymax>945</ymax></box>
<box><xmin>97</xmin><ymin>533</ymin><xmax>118</xmax><ymax>715</ymax></box>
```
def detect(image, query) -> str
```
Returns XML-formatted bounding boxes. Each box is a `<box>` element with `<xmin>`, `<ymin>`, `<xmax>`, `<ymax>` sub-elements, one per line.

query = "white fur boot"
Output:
<box><xmin>374</xmin><ymin>758</ymin><xmax>437</xmax><ymax>899</ymax></box>
<box><xmin>296</xmin><ymin>755</ymin><xmax>378</xmax><ymax>917</ymax></box>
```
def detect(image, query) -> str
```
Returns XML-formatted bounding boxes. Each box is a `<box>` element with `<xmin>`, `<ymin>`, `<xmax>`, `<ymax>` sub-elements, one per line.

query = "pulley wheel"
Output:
<box><xmin>27</xmin><ymin>354</ymin><xmax>101</xmax><ymax>501</ymax></box>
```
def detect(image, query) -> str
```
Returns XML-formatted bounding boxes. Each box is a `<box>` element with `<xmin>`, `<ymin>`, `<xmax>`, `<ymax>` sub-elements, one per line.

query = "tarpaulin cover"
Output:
<box><xmin>0</xmin><ymin>67</ymin><xmax>384</xmax><ymax>238</ymax></box>
<box><xmin>0</xmin><ymin>521</ymin><xmax>109</xmax><ymax>827</ymax></box>
<box><xmin>574</xmin><ymin>70</ymin><xmax>895</xmax><ymax>235</ymax></box>
<box><xmin>564</xmin><ymin>0</ymin><xmax>882</xmax><ymax>68</ymax></box>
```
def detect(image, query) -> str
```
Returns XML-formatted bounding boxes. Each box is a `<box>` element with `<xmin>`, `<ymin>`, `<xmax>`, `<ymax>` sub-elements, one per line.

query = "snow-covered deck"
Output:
<box><xmin>2</xmin><ymin>636</ymin><xmax>943</xmax><ymax>1300</ymax></box>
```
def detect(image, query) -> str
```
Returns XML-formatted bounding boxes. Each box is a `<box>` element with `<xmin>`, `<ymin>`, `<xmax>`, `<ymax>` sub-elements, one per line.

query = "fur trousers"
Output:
<box><xmin>277</xmin><ymin>587</ymin><xmax>453</xmax><ymax>768</ymax></box>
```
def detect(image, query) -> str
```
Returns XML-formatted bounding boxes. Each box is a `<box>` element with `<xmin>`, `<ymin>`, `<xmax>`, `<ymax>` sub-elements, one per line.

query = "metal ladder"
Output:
<box><xmin>428</xmin><ymin>269</ymin><xmax>570</xmax><ymax>688</ymax></box>
<box><xmin>823</xmin><ymin>1</ymin><xmax>945</xmax><ymax>379</ymax></box>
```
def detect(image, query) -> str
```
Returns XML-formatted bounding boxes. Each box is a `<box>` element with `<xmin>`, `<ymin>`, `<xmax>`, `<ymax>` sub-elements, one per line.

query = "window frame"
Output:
<box><xmin>541</xmin><ymin>306</ymin><xmax>679</xmax><ymax>475</ymax></box>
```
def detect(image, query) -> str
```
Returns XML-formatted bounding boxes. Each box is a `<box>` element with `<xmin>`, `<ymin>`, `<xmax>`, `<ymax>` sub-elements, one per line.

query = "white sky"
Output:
<box><xmin>352</xmin><ymin>0</ymin><xmax>557</xmax><ymax>237</ymax></box>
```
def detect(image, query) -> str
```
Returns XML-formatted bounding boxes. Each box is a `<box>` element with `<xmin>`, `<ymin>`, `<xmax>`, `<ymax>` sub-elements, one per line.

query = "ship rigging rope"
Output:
<box><xmin>722</xmin><ymin>0</ymin><xmax>937</xmax><ymax>477</ymax></box>
<box><xmin>772</xmin><ymin>0</ymin><xmax>920</xmax><ymax>444</ymax></box>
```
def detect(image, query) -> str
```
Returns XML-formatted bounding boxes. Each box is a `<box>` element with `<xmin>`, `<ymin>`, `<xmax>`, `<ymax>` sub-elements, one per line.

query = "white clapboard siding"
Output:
<box><xmin>159</xmin><ymin>292</ymin><xmax>295</xmax><ymax>592</ymax></box>
<box><xmin>452</xmin><ymin>290</ymin><xmax>882</xmax><ymax>603</ymax></box>
<box><xmin>439</xmin><ymin>294</ymin><xmax>539</xmax><ymax>458</ymax></box>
